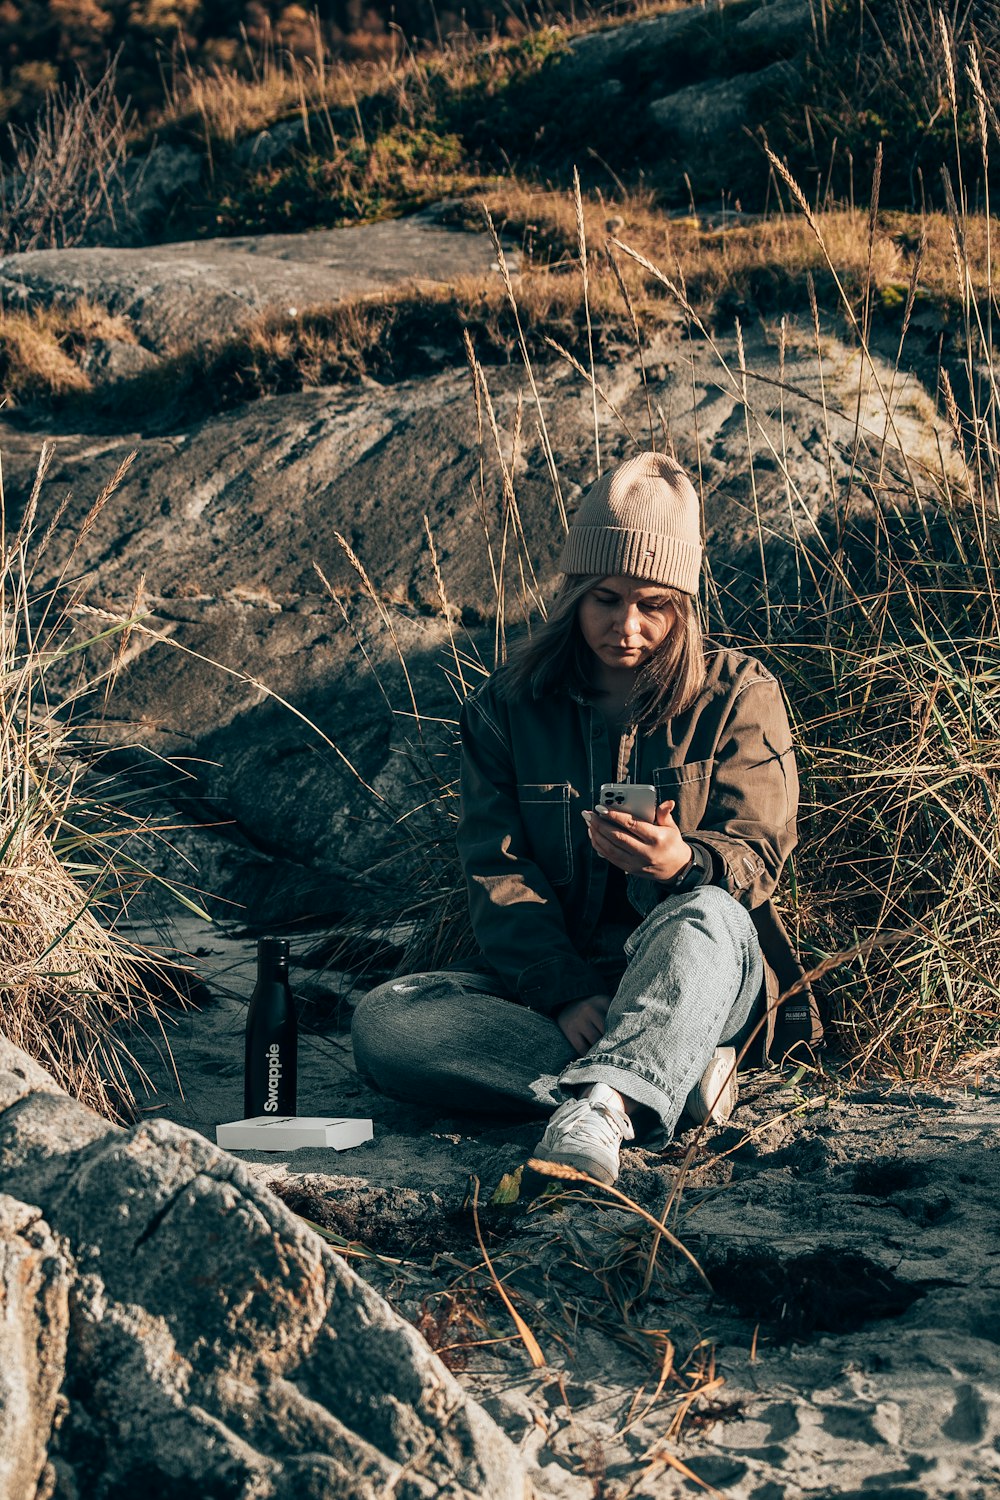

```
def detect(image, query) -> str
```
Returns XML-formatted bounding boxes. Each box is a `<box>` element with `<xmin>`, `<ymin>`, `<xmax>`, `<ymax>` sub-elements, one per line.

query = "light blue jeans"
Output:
<box><xmin>352</xmin><ymin>887</ymin><xmax>764</xmax><ymax>1140</ymax></box>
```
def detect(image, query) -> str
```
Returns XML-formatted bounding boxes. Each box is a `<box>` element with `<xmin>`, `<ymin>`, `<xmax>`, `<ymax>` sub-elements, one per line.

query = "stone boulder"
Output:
<box><xmin>0</xmin><ymin>1038</ymin><xmax>525</xmax><ymax>1500</ymax></box>
<box><xmin>648</xmin><ymin>60</ymin><xmax>798</xmax><ymax>146</ymax></box>
<box><xmin>121</xmin><ymin>142</ymin><xmax>204</xmax><ymax>244</ymax></box>
<box><xmin>0</xmin><ymin>209</ymin><xmax>509</xmax><ymax>354</ymax></box>
<box><xmin>568</xmin><ymin>0</ymin><xmax>810</xmax><ymax>78</ymax></box>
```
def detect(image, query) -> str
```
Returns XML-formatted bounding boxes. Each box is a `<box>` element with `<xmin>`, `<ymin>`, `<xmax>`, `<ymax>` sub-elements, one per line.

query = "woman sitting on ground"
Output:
<box><xmin>352</xmin><ymin>451</ymin><xmax>820</xmax><ymax>1185</ymax></box>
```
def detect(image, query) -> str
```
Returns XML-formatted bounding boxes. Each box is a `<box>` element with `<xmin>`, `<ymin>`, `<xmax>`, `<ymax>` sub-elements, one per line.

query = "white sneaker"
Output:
<box><xmin>685</xmin><ymin>1046</ymin><xmax>738</xmax><ymax>1125</ymax></box>
<box><xmin>531</xmin><ymin>1084</ymin><xmax>635</xmax><ymax>1186</ymax></box>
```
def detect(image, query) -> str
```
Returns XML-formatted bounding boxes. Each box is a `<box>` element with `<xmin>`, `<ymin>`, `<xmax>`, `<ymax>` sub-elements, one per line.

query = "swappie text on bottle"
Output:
<box><xmin>244</xmin><ymin>937</ymin><xmax>298</xmax><ymax>1117</ymax></box>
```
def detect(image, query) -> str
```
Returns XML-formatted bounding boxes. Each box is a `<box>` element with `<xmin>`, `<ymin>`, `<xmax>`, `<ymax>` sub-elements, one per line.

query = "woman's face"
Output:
<box><xmin>577</xmin><ymin>575</ymin><xmax>676</xmax><ymax>672</ymax></box>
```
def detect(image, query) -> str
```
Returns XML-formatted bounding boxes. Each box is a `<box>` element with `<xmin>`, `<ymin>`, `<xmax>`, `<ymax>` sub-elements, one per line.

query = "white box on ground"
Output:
<box><xmin>216</xmin><ymin>1116</ymin><xmax>374</xmax><ymax>1152</ymax></box>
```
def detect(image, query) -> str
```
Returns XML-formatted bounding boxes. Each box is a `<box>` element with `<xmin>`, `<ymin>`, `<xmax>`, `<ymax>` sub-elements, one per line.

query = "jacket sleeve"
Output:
<box><xmin>456</xmin><ymin>690</ymin><xmax>607</xmax><ymax>1013</ymax></box>
<box><xmin>690</xmin><ymin>673</ymin><xmax>799</xmax><ymax>908</ymax></box>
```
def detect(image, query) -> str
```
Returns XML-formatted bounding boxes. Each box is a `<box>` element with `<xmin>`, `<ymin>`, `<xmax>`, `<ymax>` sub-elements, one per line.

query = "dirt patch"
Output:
<box><xmin>706</xmin><ymin>1246</ymin><xmax>927</xmax><ymax>1340</ymax></box>
<box><xmin>270</xmin><ymin>1180</ymin><xmax>465</xmax><ymax>1258</ymax></box>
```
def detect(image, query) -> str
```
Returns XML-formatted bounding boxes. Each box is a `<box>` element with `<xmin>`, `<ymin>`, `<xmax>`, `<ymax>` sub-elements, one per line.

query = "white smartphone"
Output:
<box><xmin>597</xmin><ymin>782</ymin><xmax>658</xmax><ymax>823</ymax></box>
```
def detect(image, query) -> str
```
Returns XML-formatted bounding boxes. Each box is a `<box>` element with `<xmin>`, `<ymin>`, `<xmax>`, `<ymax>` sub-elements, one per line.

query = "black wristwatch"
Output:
<box><xmin>667</xmin><ymin>841</ymin><xmax>712</xmax><ymax>893</ymax></box>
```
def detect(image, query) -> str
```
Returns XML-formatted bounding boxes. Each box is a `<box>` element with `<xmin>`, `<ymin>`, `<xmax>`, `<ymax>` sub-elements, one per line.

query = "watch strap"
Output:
<box><xmin>667</xmin><ymin>841</ymin><xmax>712</xmax><ymax>892</ymax></box>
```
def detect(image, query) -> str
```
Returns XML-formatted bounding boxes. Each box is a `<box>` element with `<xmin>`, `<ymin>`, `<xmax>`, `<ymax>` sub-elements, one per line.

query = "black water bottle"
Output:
<box><xmin>244</xmin><ymin>938</ymin><xmax>297</xmax><ymax>1117</ymax></box>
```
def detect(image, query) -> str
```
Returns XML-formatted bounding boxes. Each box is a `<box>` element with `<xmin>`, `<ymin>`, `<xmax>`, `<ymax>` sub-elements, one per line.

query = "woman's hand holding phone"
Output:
<box><xmin>556</xmin><ymin>993</ymin><xmax>611</xmax><ymax>1055</ymax></box>
<box><xmin>585</xmin><ymin>798</ymin><xmax>692</xmax><ymax>883</ymax></box>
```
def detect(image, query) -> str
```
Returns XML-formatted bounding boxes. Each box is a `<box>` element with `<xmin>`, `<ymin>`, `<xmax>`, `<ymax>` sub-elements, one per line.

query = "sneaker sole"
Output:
<box><xmin>528</xmin><ymin>1149</ymin><xmax>618</xmax><ymax>1187</ymax></box>
<box><xmin>686</xmin><ymin>1048</ymin><xmax>738</xmax><ymax>1126</ymax></box>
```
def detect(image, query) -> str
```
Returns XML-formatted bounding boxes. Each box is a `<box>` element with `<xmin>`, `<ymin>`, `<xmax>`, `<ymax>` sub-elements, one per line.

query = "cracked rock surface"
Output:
<box><xmin>0</xmin><ymin>1038</ymin><xmax>525</xmax><ymax>1500</ymax></box>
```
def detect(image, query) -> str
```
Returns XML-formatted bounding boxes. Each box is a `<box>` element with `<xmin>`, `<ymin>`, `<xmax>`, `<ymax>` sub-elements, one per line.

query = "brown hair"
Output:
<box><xmin>501</xmin><ymin>574</ymin><xmax>707</xmax><ymax>725</ymax></box>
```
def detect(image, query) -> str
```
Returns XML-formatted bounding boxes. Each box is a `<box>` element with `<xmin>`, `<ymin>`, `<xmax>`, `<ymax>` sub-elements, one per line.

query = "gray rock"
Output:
<box><xmin>78</xmin><ymin>337</ymin><xmax>162</xmax><ymax>384</ymax></box>
<box><xmin>119</xmin><ymin>142</ymin><xmax>204</xmax><ymax>244</ymax></box>
<box><xmin>233</xmin><ymin>118</ymin><xmax>311</xmax><ymax>170</ymax></box>
<box><xmin>0</xmin><ymin>211</ymin><xmax>510</xmax><ymax>354</ymax></box>
<box><xmin>567</xmin><ymin>4</ymin><xmax>715</xmax><ymax>67</ymax></box>
<box><xmin>649</xmin><ymin>59</ymin><xmax>798</xmax><ymax>145</ymax></box>
<box><xmin>0</xmin><ymin>1196</ymin><xmax>69</xmax><ymax>1500</ymax></box>
<box><xmin>735</xmin><ymin>0</ymin><xmax>812</xmax><ymax>47</ymax></box>
<box><xmin>560</xmin><ymin>0</ymin><xmax>809</xmax><ymax>185</ymax></box>
<box><xmin>569</xmin><ymin>0</ymin><xmax>809</xmax><ymax>66</ymax></box>
<box><xmin>0</xmin><ymin>1037</ymin><xmax>525</xmax><ymax>1499</ymax></box>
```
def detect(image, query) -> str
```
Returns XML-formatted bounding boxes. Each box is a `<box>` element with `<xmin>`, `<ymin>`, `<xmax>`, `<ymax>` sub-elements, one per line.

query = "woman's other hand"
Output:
<box><xmin>556</xmin><ymin>993</ymin><xmax>611</xmax><ymax>1055</ymax></box>
<box><xmin>587</xmin><ymin>799</ymin><xmax>692</xmax><ymax>884</ymax></box>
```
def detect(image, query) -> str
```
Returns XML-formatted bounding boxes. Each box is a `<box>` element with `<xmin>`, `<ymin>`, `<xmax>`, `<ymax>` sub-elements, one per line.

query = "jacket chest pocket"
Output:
<box><xmin>652</xmin><ymin>758</ymin><xmax>714</xmax><ymax>833</ymax></box>
<box><xmin>518</xmin><ymin>782</ymin><xmax>574</xmax><ymax>886</ymax></box>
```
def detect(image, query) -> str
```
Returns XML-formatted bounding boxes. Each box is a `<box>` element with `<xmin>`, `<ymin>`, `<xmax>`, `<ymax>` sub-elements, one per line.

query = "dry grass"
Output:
<box><xmin>279</xmin><ymin>1165</ymin><xmax>723</xmax><ymax>1434</ymax></box>
<box><xmin>780</xmin><ymin>0</ymin><xmax>1000</xmax><ymax>208</ymax></box>
<box><xmin>0</xmin><ymin>299</ymin><xmax>136</xmax><ymax>405</ymax></box>
<box><xmin>140</xmin><ymin>15</ymin><xmax>572</xmax><ymax>236</ymax></box>
<box><xmin>5</xmin><ymin>0</ymin><xmax>994</xmax><ymax>254</ymax></box>
<box><xmin>150</xmin><ymin>28</ymin><xmax>428</xmax><ymax>147</ymax></box>
<box><xmin>476</xmin><ymin>185</ymin><xmax>999</xmax><ymax>324</ymax></box>
<box><xmin>401</xmin><ymin>1173</ymin><xmax>721</xmax><ymax>1426</ymax></box>
<box><xmin>0</xmin><ymin>64</ymin><xmax>136</xmax><ymax>254</ymax></box>
<box><xmin>130</xmin><ymin>0</ymin><xmax>997</xmax><ymax>245</ymax></box>
<box><xmin>6</xmin><ymin>270</ymin><xmax>637</xmax><ymax>427</ymax></box>
<box><xmin>0</xmin><ymin>445</ymin><xmax>201</xmax><ymax>1120</ymax></box>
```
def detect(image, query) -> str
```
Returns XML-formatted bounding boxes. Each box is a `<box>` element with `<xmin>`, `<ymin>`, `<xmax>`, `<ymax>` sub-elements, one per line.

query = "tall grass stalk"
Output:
<box><xmin>0</xmin><ymin>63</ymin><xmax>137</xmax><ymax>253</ymax></box>
<box><xmin>484</xmin><ymin>205</ymin><xmax>567</xmax><ymax>533</ymax></box>
<box><xmin>573</xmin><ymin>166</ymin><xmax>601</xmax><ymax>477</ymax></box>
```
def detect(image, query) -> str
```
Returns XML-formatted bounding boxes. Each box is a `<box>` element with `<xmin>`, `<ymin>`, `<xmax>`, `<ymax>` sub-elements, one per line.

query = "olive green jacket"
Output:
<box><xmin>456</xmin><ymin>645</ymin><xmax>821</xmax><ymax>1061</ymax></box>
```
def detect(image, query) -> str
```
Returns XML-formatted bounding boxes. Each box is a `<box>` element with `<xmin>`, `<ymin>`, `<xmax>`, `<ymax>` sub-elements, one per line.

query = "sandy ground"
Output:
<box><xmin>125</xmin><ymin>918</ymin><xmax>1000</xmax><ymax>1500</ymax></box>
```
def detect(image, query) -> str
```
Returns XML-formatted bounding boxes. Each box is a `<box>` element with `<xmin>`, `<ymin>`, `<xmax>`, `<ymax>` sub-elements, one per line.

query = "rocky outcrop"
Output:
<box><xmin>567</xmin><ymin>0</ymin><xmax>811</xmax><ymax>68</ymax></box>
<box><xmin>0</xmin><ymin>209</ymin><xmax>509</xmax><ymax>353</ymax></box>
<box><xmin>498</xmin><ymin>0</ymin><xmax>814</xmax><ymax>191</ymax></box>
<box><xmin>0</xmin><ymin>1037</ymin><xmax>525</xmax><ymax>1500</ymax></box>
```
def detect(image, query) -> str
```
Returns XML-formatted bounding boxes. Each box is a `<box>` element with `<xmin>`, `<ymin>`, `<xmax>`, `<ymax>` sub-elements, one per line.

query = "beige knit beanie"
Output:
<box><xmin>558</xmin><ymin>452</ymin><xmax>702</xmax><ymax>595</ymax></box>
